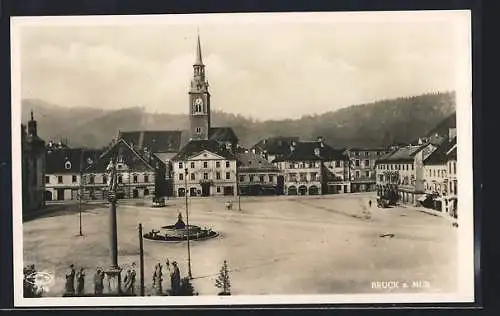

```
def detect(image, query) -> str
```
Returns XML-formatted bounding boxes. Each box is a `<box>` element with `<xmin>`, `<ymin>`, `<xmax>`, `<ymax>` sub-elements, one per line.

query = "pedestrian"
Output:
<box><xmin>76</xmin><ymin>268</ymin><xmax>85</xmax><ymax>296</ymax></box>
<box><xmin>94</xmin><ymin>267</ymin><xmax>105</xmax><ymax>296</ymax></box>
<box><xmin>64</xmin><ymin>264</ymin><xmax>76</xmax><ymax>296</ymax></box>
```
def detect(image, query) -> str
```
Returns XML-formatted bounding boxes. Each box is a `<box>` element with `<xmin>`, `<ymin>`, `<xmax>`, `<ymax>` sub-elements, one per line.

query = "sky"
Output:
<box><xmin>15</xmin><ymin>11</ymin><xmax>470</xmax><ymax>120</ymax></box>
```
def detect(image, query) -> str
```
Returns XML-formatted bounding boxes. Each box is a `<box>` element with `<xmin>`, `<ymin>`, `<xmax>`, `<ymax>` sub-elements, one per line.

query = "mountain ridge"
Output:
<box><xmin>22</xmin><ymin>91</ymin><xmax>456</xmax><ymax>149</ymax></box>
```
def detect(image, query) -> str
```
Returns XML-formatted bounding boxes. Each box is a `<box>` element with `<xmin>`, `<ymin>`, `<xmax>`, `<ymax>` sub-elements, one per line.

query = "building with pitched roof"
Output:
<box><xmin>375</xmin><ymin>142</ymin><xmax>437</xmax><ymax>205</ymax></box>
<box><xmin>251</xmin><ymin>136</ymin><xmax>300</xmax><ymax>163</ymax></box>
<box><xmin>236</xmin><ymin>152</ymin><xmax>281</xmax><ymax>195</ymax></box>
<box><xmin>21</xmin><ymin>111</ymin><xmax>46</xmax><ymax>213</ymax></box>
<box><xmin>171</xmin><ymin>140</ymin><xmax>237</xmax><ymax>197</ymax></box>
<box><xmin>83</xmin><ymin>138</ymin><xmax>164</xmax><ymax>200</ymax></box>
<box><xmin>273</xmin><ymin>138</ymin><xmax>350</xmax><ymax>195</ymax></box>
<box><xmin>45</xmin><ymin>147</ymin><xmax>101</xmax><ymax>201</ymax></box>
<box><xmin>421</xmin><ymin>136</ymin><xmax>457</xmax><ymax>217</ymax></box>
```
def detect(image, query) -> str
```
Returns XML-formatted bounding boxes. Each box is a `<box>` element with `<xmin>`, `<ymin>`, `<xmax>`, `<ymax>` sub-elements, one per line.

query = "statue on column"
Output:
<box><xmin>106</xmin><ymin>158</ymin><xmax>117</xmax><ymax>201</ymax></box>
<box><xmin>76</xmin><ymin>268</ymin><xmax>85</xmax><ymax>296</ymax></box>
<box><xmin>152</xmin><ymin>263</ymin><xmax>163</xmax><ymax>295</ymax></box>
<box><xmin>94</xmin><ymin>267</ymin><xmax>105</xmax><ymax>296</ymax></box>
<box><xmin>64</xmin><ymin>264</ymin><xmax>76</xmax><ymax>296</ymax></box>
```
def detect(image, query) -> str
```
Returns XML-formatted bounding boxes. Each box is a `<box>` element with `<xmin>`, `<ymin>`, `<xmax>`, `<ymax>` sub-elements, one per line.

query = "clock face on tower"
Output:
<box><xmin>194</xmin><ymin>97</ymin><xmax>203</xmax><ymax>106</ymax></box>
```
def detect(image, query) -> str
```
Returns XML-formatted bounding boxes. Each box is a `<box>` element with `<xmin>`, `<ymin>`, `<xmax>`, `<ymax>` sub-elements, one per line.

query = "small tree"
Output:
<box><xmin>215</xmin><ymin>260</ymin><xmax>231</xmax><ymax>295</ymax></box>
<box><xmin>178</xmin><ymin>277</ymin><xmax>197</xmax><ymax>296</ymax></box>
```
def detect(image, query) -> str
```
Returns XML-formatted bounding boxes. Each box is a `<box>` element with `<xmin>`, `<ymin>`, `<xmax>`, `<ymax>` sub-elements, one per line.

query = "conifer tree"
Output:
<box><xmin>215</xmin><ymin>260</ymin><xmax>231</xmax><ymax>295</ymax></box>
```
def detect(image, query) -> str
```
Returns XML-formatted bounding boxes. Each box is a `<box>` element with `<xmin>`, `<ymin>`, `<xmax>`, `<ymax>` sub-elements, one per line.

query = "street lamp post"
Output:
<box><xmin>78</xmin><ymin>149</ymin><xmax>85</xmax><ymax>237</ymax></box>
<box><xmin>184</xmin><ymin>167</ymin><xmax>192</xmax><ymax>279</ymax></box>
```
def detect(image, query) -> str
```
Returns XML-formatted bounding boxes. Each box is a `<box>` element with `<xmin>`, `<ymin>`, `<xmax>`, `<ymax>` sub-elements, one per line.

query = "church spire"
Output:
<box><xmin>195</xmin><ymin>32</ymin><xmax>203</xmax><ymax>65</ymax></box>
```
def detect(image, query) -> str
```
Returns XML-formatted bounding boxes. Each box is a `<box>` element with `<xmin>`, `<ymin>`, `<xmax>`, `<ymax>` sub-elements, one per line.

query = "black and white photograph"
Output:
<box><xmin>11</xmin><ymin>11</ymin><xmax>474</xmax><ymax>306</ymax></box>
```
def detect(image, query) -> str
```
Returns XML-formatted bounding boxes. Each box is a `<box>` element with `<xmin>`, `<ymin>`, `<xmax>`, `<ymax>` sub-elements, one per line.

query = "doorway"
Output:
<box><xmin>201</xmin><ymin>182</ymin><xmax>211</xmax><ymax>196</ymax></box>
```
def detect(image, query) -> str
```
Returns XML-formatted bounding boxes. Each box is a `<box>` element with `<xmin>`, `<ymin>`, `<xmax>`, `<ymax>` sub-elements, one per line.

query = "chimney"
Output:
<box><xmin>27</xmin><ymin>110</ymin><xmax>37</xmax><ymax>136</ymax></box>
<box><xmin>449</xmin><ymin>127</ymin><xmax>457</xmax><ymax>140</ymax></box>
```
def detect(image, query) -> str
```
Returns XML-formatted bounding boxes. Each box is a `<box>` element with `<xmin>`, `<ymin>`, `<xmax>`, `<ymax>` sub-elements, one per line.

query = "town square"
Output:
<box><xmin>23</xmin><ymin>193</ymin><xmax>457</xmax><ymax>296</ymax></box>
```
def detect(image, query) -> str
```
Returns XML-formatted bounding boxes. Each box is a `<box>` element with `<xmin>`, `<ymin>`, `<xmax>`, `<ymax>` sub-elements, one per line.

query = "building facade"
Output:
<box><xmin>83</xmin><ymin>138</ymin><xmax>159</xmax><ymax>200</ymax></box>
<box><xmin>172</xmin><ymin>140</ymin><xmax>237</xmax><ymax>197</ymax></box>
<box><xmin>273</xmin><ymin>139</ymin><xmax>349</xmax><ymax>196</ymax></box>
<box><xmin>237</xmin><ymin>152</ymin><xmax>281</xmax><ymax>195</ymax></box>
<box><xmin>45</xmin><ymin>147</ymin><xmax>101</xmax><ymax>201</ymax></box>
<box><xmin>375</xmin><ymin>143</ymin><xmax>436</xmax><ymax>205</ymax></box>
<box><xmin>21</xmin><ymin>112</ymin><xmax>46</xmax><ymax>213</ymax></box>
<box><xmin>345</xmin><ymin>147</ymin><xmax>390</xmax><ymax>192</ymax></box>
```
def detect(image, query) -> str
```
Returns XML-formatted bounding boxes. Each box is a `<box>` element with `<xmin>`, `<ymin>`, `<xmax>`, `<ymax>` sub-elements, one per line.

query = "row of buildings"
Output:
<box><xmin>21</xmin><ymin>34</ymin><xmax>458</xmax><ymax>221</ymax></box>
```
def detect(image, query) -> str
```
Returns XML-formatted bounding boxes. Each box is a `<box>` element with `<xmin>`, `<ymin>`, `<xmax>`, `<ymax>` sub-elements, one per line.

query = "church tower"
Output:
<box><xmin>188</xmin><ymin>33</ymin><xmax>211</xmax><ymax>141</ymax></box>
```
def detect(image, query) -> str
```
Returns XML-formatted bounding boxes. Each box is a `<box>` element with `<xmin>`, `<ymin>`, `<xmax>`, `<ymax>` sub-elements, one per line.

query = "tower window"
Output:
<box><xmin>196</xmin><ymin>127</ymin><xmax>202</xmax><ymax>135</ymax></box>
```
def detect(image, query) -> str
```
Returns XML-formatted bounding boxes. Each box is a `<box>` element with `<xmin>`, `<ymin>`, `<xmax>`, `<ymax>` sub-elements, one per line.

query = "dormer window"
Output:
<box><xmin>64</xmin><ymin>161</ymin><xmax>72</xmax><ymax>170</ymax></box>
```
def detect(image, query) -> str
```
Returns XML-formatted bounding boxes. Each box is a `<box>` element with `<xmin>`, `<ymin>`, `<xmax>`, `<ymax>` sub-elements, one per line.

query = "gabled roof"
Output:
<box><xmin>209</xmin><ymin>127</ymin><xmax>238</xmax><ymax>143</ymax></box>
<box><xmin>46</xmin><ymin>148</ymin><xmax>102</xmax><ymax>174</ymax></box>
<box><xmin>172</xmin><ymin>140</ymin><xmax>236</xmax><ymax>161</ymax></box>
<box><xmin>118</xmin><ymin>130</ymin><xmax>182</xmax><ymax>153</ymax></box>
<box><xmin>236</xmin><ymin>152</ymin><xmax>279</xmax><ymax>172</ymax></box>
<box><xmin>376</xmin><ymin>145</ymin><xmax>426</xmax><ymax>163</ymax></box>
<box><xmin>424</xmin><ymin>137</ymin><xmax>457</xmax><ymax>165</ymax></box>
<box><xmin>346</xmin><ymin>147</ymin><xmax>389</xmax><ymax>152</ymax></box>
<box><xmin>273</xmin><ymin>141</ymin><xmax>347</xmax><ymax>162</ymax></box>
<box><xmin>85</xmin><ymin>138</ymin><xmax>157</xmax><ymax>173</ymax></box>
<box><xmin>251</xmin><ymin>136</ymin><xmax>300</xmax><ymax>155</ymax></box>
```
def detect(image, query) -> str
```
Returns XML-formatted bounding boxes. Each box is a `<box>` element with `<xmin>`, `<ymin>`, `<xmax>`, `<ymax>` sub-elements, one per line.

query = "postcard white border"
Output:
<box><xmin>11</xmin><ymin>10</ymin><xmax>475</xmax><ymax>307</ymax></box>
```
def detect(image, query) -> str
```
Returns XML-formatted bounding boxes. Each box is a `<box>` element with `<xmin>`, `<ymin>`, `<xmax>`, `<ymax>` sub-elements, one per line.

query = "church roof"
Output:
<box><xmin>118</xmin><ymin>130</ymin><xmax>182</xmax><ymax>153</ymax></box>
<box><xmin>209</xmin><ymin>127</ymin><xmax>238</xmax><ymax>143</ymax></box>
<box><xmin>195</xmin><ymin>33</ymin><xmax>203</xmax><ymax>65</ymax></box>
<box><xmin>172</xmin><ymin>139</ymin><xmax>236</xmax><ymax>161</ymax></box>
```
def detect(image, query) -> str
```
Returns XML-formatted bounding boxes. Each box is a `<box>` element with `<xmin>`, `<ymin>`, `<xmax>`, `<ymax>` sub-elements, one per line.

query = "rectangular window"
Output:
<box><xmin>289</xmin><ymin>173</ymin><xmax>297</xmax><ymax>181</ymax></box>
<box><xmin>355</xmin><ymin>171</ymin><xmax>360</xmax><ymax>178</ymax></box>
<box><xmin>260</xmin><ymin>175</ymin><xmax>264</xmax><ymax>183</ymax></box>
<box><xmin>216</xmin><ymin>161</ymin><xmax>220</xmax><ymax>168</ymax></box>
<box><xmin>179</xmin><ymin>173</ymin><xmax>184</xmax><ymax>181</ymax></box>
<box><xmin>355</xmin><ymin>160</ymin><xmax>360</xmax><ymax>167</ymax></box>
<box><xmin>144</xmin><ymin>175</ymin><xmax>149</xmax><ymax>183</ymax></box>
<box><xmin>365</xmin><ymin>171</ymin><xmax>370</xmax><ymax>177</ymax></box>
<box><xmin>72</xmin><ymin>175</ymin><xmax>77</xmax><ymax>183</ymax></box>
<box><xmin>118</xmin><ymin>175</ymin><xmax>123</xmax><ymax>184</ymax></box>
<box><xmin>89</xmin><ymin>175</ymin><xmax>95</xmax><ymax>184</ymax></box>
<box><xmin>308</xmin><ymin>162</ymin><xmax>313</xmax><ymax>168</ymax></box>
<box><xmin>226</xmin><ymin>161</ymin><xmax>230</xmax><ymax>168</ymax></box>
<box><xmin>203</xmin><ymin>161</ymin><xmax>208</xmax><ymax>168</ymax></box>
<box><xmin>335</xmin><ymin>161</ymin><xmax>340</xmax><ymax>168</ymax></box>
<box><xmin>191</xmin><ymin>162</ymin><xmax>195</xmax><ymax>168</ymax></box>
<box><xmin>365</xmin><ymin>152</ymin><xmax>369</xmax><ymax>156</ymax></box>
<box><xmin>45</xmin><ymin>176</ymin><xmax>50</xmax><ymax>184</ymax></box>
<box><xmin>58</xmin><ymin>176</ymin><xmax>63</xmax><ymax>184</ymax></box>
<box><xmin>364</xmin><ymin>160</ymin><xmax>369</xmax><ymax>167</ymax></box>
<box><xmin>103</xmin><ymin>175</ymin><xmax>107</xmax><ymax>184</ymax></box>
<box><xmin>178</xmin><ymin>162</ymin><xmax>183</xmax><ymax>169</ymax></box>
<box><xmin>412</xmin><ymin>164</ymin><xmax>414</xmax><ymax>170</ymax></box>
<box><xmin>216</xmin><ymin>172</ymin><xmax>221</xmax><ymax>180</ymax></box>
<box><xmin>299</xmin><ymin>173</ymin><xmax>307</xmax><ymax>181</ymax></box>
<box><xmin>196</xmin><ymin>127</ymin><xmax>202</xmax><ymax>135</ymax></box>
<box><xmin>379</xmin><ymin>175</ymin><xmax>384</xmax><ymax>182</ymax></box>
<box><xmin>190</xmin><ymin>173</ymin><xmax>195</xmax><ymax>180</ymax></box>
<box><xmin>226</xmin><ymin>172</ymin><xmax>230</xmax><ymax>180</ymax></box>
<box><xmin>269</xmin><ymin>175</ymin><xmax>274</xmax><ymax>182</ymax></box>
<box><xmin>289</xmin><ymin>163</ymin><xmax>294</xmax><ymax>169</ymax></box>
<box><xmin>239</xmin><ymin>175</ymin><xmax>245</xmax><ymax>182</ymax></box>
<box><xmin>216</xmin><ymin>186</ymin><xmax>221</xmax><ymax>193</ymax></box>
<box><xmin>249</xmin><ymin>175</ymin><xmax>254</xmax><ymax>182</ymax></box>
<box><xmin>453</xmin><ymin>162</ymin><xmax>456</xmax><ymax>174</ymax></box>
<box><xmin>133</xmin><ymin>175</ymin><xmax>138</xmax><ymax>183</ymax></box>
<box><xmin>310</xmin><ymin>172</ymin><xmax>317</xmax><ymax>181</ymax></box>
<box><xmin>204</xmin><ymin>173</ymin><xmax>209</xmax><ymax>180</ymax></box>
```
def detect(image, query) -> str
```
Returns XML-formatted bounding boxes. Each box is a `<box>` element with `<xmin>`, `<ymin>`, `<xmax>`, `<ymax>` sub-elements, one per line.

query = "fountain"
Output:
<box><xmin>143</xmin><ymin>212</ymin><xmax>218</xmax><ymax>242</ymax></box>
